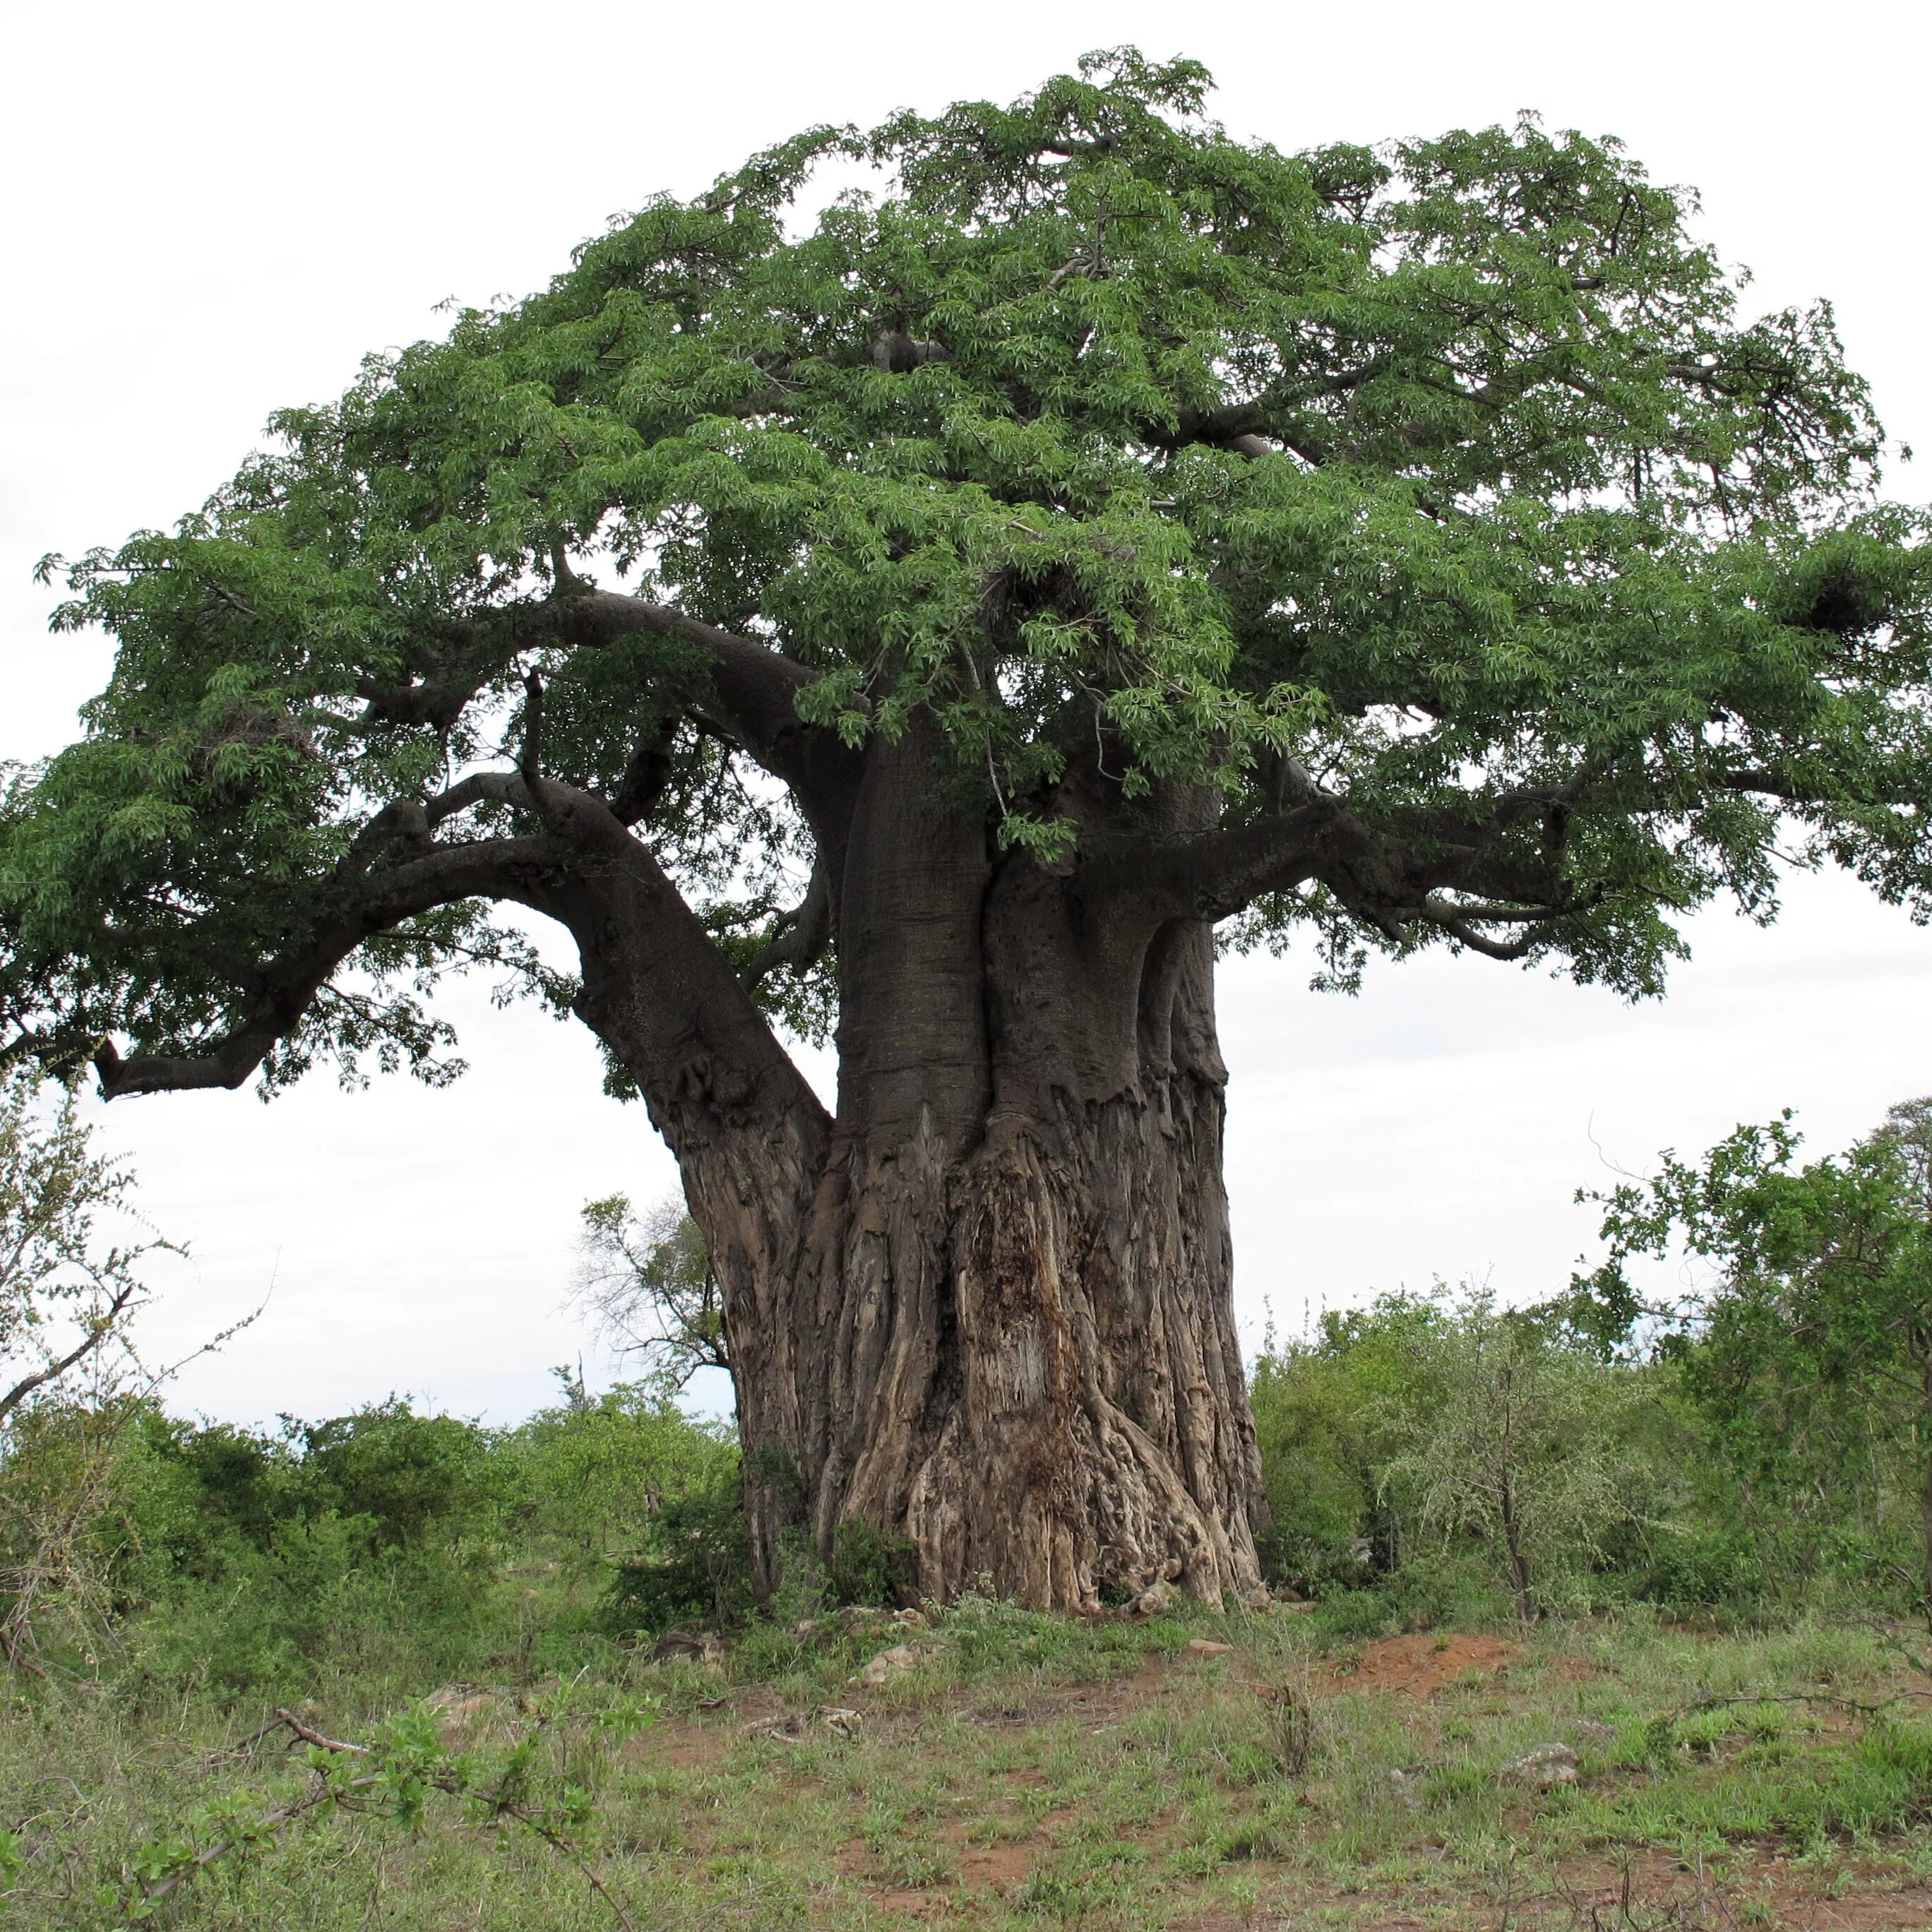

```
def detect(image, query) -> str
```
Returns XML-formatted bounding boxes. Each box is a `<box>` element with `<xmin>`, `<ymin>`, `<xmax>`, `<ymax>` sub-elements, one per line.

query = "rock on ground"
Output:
<box><xmin>1502</xmin><ymin>1743</ymin><xmax>1580</xmax><ymax>1787</ymax></box>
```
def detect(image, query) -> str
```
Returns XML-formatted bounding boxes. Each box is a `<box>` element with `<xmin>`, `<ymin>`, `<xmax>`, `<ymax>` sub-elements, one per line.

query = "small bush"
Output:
<box><xmin>299</xmin><ymin>1402</ymin><xmax>498</xmax><ymax>1546</ymax></box>
<box><xmin>826</xmin><ymin>1519</ymin><xmax>916</xmax><ymax>1608</ymax></box>
<box><xmin>604</xmin><ymin>1475</ymin><xmax>752</xmax><ymax>1634</ymax></box>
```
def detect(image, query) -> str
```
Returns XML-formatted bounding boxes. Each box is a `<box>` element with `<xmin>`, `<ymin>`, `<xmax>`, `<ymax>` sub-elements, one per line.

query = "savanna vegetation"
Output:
<box><xmin>4</xmin><ymin>1056</ymin><xmax>1932</xmax><ymax>1926</ymax></box>
<box><xmin>5</xmin><ymin>49</ymin><xmax>1931</xmax><ymax>1611</ymax></box>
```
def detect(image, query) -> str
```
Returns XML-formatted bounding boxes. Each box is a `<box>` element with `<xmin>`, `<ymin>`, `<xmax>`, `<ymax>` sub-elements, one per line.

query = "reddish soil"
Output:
<box><xmin>953</xmin><ymin>1838</ymin><xmax>1031</xmax><ymax>1890</ymax></box>
<box><xmin>1534</xmin><ymin>1844</ymin><xmax>1932</xmax><ymax>1930</ymax></box>
<box><xmin>840</xmin><ymin>1826</ymin><xmax>1034</xmax><ymax>1917</ymax></box>
<box><xmin>626</xmin><ymin>1689</ymin><xmax>792</xmax><ymax>1770</ymax></box>
<box><xmin>1324</xmin><ymin>1630</ymin><xmax>1519</xmax><ymax>1697</ymax></box>
<box><xmin>642</xmin><ymin>1727</ymin><xmax>736</xmax><ymax>1771</ymax></box>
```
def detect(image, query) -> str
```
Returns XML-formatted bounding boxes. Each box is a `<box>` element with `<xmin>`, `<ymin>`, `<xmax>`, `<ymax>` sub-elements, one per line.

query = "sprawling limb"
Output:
<box><xmin>742</xmin><ymin>862</ymin><xmax>831</xmax><ymax>989</ymax></box>
<box><xmin>525</xmin><ymin>591</ymin><xmax>864</xmax><ymax>848</ymax></box>
<box><xmin>92</xmin><ymin>768</ymin><xmax>832</xmax><ymax>1166</ymax></box>
<box><xmin>350</xmin><ymin>590</ymin><xmax>863</xmax><ymax>871</ymax></box>
<box><xmin>1080</xmin><ymin>777</ymin><xmax>1574</xmax><ymax>946</ymax></box>
<box><xmin>1081</xmin><ymin>804</ymin><xmax>1344</xmax><ymax>924</ymax></box>
<box><xmin>1075</xmin><ymin>751</ymin><xmax>1861</xmax><ymax>967</ymax></box>
<box><xmin>93</xmin><ymin>836</ymin><xmax>561</xmax><ymax>1098</ymax></box>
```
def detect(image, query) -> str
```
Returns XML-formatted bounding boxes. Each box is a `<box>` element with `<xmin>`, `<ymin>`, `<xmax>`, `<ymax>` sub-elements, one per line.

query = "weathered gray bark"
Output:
<box><xmin>562</xmin><ymin>728</ymin><xmax>1270</xmax><ymax>1612</ymax></box>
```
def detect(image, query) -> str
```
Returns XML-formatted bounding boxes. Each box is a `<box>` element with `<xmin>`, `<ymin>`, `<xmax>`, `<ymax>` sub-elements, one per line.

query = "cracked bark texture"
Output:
<box><xmin>565</xmin><ymin>729</ymin><xmax>1269</xmax><ymax>1611</ymax></box>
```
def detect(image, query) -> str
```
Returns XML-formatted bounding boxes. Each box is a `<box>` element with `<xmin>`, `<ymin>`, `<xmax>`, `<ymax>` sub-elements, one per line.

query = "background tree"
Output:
<box><xmin>3</xmin><ymin>51</ymin><xmax>1930</xmax><ymax>1609</ymax></box>
<box><xmin>1249</xmin><ymin>1291</ymin><xmax>1443</xmax><ymax>1591</ymax></box>
<box><xmin>0</xmin><ymin>1063</ymin><xmax>174</xmax><ymax>1664</ymax></box>
<box><xmin>0</xmin><ymin>1065</ymin><xmax>163</xmax><ymax>1429</ymax></box>
<box><xmin>1373</xmin><ymin>1292</ymin><xmax>1634</xmax><ymax>1620</ymax></box>
<box><xmin>1583</xmin><ymin>1100</ymin><xmax>1932</xmax><ymax>1623</ymax></box>
<box><xmin>574</xmin><ymin>1195</ymin><xmax>729</xmax><ymax>1395</ymax></box>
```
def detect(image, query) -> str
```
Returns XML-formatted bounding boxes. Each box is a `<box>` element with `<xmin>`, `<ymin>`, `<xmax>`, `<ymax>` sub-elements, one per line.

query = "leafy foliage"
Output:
<box><xmin>117</xmin><ymin>1688</ymin><xmax>656</xmax><ymax>1926</ymax></box>
<box><xmin>1370</xmin><ymin>1292</ymin><xmax>1638</xmax><ymax>1618</ymax></box>
<box><xmin>825</xmin><ymin>1518</ymin><xmax>918</xmax><ymax>1609</ymax></box>
<box><xmin>1578</xmin><ymin>1097</ymin><xmax>1932</xmax><ymax>1616</ymax></box>
<box><xmin>1249</xmin><ymin>1293</ymin><xmax>1441</xmax><ymax>1590</ymax></box>
<box><xmin>2</xmin><ymin>50</ymin><xmax>1928</xmax><ymax>1089</ymax></box>
<box><xmin>1254</xmin><ymin>1289</ymin><xmax>1645</xmax><ymax>1621</ymax></box>
<box><xmin>1247</xmin><ymin>1101</ymin><xmax>1932</xmax><ymax>1630</ymax></box>
<box><xmin>0</xmin><ymin>1383</ymin><xmax>741</xmax><ymax>1690</ymax></box>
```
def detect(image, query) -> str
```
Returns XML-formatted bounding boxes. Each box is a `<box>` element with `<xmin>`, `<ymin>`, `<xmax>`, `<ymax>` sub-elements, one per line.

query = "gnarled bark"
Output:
<box><xmin>86</xmin><ymin>701</ymin><xmax>1277</xmax><ymax>1614</ymax></box>
<box><xmin>571</xmin><ymin>753</ymin><xmax>1270</xmax><ymax>1611</ymax></box>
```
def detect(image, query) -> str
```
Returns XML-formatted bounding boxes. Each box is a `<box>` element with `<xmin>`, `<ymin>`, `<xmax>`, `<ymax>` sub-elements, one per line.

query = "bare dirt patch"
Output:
<box><xmin>1527</xmin><ymin>1844</ymin><xmax>1932</xmax><ymax>1931</ymax></box>
<box><xmin>954</xmin><ymin>1837</ymin><xmax>1031</xmax><ymax>1891</ymax></box>
<box><xmin>1325</xmin><ymin>1630</ymin><xmax>1520</xmax><ymax>1697</ymax></box>
<box><xmin>840</xmin><ymin>1824</ymin><xmax>1034</xmax><ymax>1918</ymax></box>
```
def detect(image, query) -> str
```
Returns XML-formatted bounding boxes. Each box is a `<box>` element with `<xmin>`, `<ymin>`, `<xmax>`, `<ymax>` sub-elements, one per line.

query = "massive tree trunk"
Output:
<box><xmin>569</xmin><ymin>731</ymin><xmax>1271</xmax><ymax>1613</ymax></box>
<box><xmin>737</xmin><ymin>921</ymin><xmax>1265</xmax><ymax>1614</ymax></box>
<box><xmin>89</xmin><ymin>703</ymin><xmax>1277</xmax><ymax>1615</ymax></box>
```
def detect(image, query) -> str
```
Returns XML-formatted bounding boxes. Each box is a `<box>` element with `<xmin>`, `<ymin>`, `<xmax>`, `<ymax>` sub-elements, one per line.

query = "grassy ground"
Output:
<box><xmin>7</xmin><ymin>1599</ymin><xmax>1932</xmax><ymax>1929</ymax></box>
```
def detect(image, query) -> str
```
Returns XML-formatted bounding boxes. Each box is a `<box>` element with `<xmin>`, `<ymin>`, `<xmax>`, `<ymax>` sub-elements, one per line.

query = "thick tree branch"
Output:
<box><xmin>92</xmin><ymin>770</ymin><xmax>834</xmax><ymax>1200</ymax></box>
<box><xmin>1413</xmin><ymin>898</ymin><xmax>1539</xmax><ymax>959</ymax></box>
<box><xmin>526</xmin><ymin>590</ymin><xmax>863</xmax><ymax>841</ymax></box>
<box><xmin>1080</xmin><ymin>802</ymin><xmax>1351</xmax><ymax>924</ymax></box>
<box><xmin>1712</xmin><ymin>766</ymin><xmax>1843</xmax><ymax>803</ymax></box>
<box><xmin>353</xmin><ymin>623</ymin><xmax>513</xmax><ymax>734</ymax></box>
<box><xmin>609</xmin><ymin>720</ymin><xmax>677</xmax><ymax>827</ymax></box>
<box><xmin>741</xmin><ymin>864</ymin><xmax>832</xmax><ymax>989</ymax></box>
<box><xmin>351</xmin><ymin>590</ymin><xmax>863</xmax><ymax>861</ymax></box>
<box><xmin>1080</xmin><ymin>760</ymin><xmax>1597</xmax><ymax>956</ymax></box>
<box><xmin>520</xmin><ymin>669</ymin><xmax>546</xmax><ymax>789</ymax></box>
<box><xmin>1157</xmin><ymin>403</ymin><xmax>1329</xmax><ymax>467</ymax></box>
<box><xmin>869</xmin><ymin>330</ymin><xmax>951</xmax><ymax>372</ymax></box>
<box><xmin>92</xmin><ymin>836</ymin><xmax>561</xmax><ymax>1099</ymax></box>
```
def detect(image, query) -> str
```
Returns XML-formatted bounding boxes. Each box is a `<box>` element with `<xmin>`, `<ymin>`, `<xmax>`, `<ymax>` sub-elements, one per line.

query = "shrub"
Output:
<box><xmin>603</xmin><ymin>1476</ymin><xmax>752</xmax><ymax>1634</ymax></box>
<box><xmin>826</xmin><ymin>1520</ymin><xmax>917</xmax><ymax>1608</ymax></box>
<box><xmin>299</xmin><ymin>1402</ymin><xmax>498</xmax><ymax>1546</ymax></box>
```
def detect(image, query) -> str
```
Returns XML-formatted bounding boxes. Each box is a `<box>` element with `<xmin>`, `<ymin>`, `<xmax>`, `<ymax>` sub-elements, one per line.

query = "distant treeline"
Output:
<box><xmin>1</xmin><ymin>1082</ymin><xmax>1928</xmax><ymax>1697</ymax></box>
<box><xmin>1257</xmin><ymin>1094</ymin><xmax>1932</xmax><ymax>1631</ymax></box>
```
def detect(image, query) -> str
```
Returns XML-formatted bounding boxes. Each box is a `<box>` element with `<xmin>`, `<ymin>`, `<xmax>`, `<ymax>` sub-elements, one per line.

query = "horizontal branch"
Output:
<box><xmin>90</xmin><ymin>765</ymin><xmax>835</xmax><ymax>1195</ymax></box>
<box><xmin>1415</xmin><ymin>896</ymin><xmax>1537</xmax><ymax>960</ymax></box>
<box><xmin>1157</xmin><ymin>403</ymin><xmax>1328</xmax><ymax>468</ymax></box>
<box><xmin>1080</xmin><ymin>801</ymin><xmax>1349</xmax><ymax>923</ymax></box>
<box><xmin>1715</xmin><ymin>767</ymin><xmax>1809</xmax><ymax>801</ymax></box>
<box><xmin>93</xmin><ymin>835</ymin><xmax>561</xmax><ymax>1099</ymax></box>
<box><xmin>354</xmin><ymin>624</ymin><xmax>512</xmax><ymax>734</ymax></box>
<box><xmin>350</xmin><ymin>589</ymin><xmax>861</xmax><ymax>846</ymax></box>
<box><xmin>1079</xmin><ymin>761</ymin><xmax>1594</xmax><ymax>961</ymax></box>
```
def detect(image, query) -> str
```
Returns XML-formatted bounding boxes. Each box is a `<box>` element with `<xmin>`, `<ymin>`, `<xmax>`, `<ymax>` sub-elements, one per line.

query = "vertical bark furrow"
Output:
<box><xmin>585</xmin><ymin>780</ymin><xmax>1270</xmax><ymax>1613</ymax></box>
<box><xmin>828</xmin><ymin>1124</ymin><xmax>956</xmax><ymax>1542</ymax></box>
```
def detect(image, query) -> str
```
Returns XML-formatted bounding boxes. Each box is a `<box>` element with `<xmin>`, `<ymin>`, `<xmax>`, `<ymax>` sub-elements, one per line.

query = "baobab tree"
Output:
<box><xmin>4</xmin><ymin>51</ymin><xmax>1928</xmax><ymax>1609</ymax></box>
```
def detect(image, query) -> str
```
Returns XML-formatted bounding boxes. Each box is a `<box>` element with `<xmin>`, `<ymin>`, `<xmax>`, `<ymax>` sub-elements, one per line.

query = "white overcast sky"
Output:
<box><xmin>2</xmin><ymin>0</ymin><xmax>1926</xmax><ymax>1428</ymax></box>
